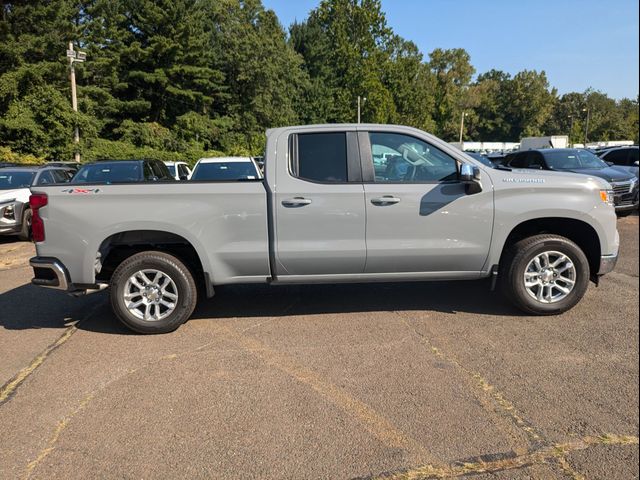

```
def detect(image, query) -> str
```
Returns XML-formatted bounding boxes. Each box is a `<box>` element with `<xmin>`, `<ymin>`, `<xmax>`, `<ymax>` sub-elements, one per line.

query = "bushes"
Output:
<box><xmin>0</xmin><ymin>146</ymin><xmax>45</xmax><ymax>165</ymax></box>
<box><xmin>81</xmin><ymin>139</ymin><xmax>225</xmax><ymax>167</ymax></box>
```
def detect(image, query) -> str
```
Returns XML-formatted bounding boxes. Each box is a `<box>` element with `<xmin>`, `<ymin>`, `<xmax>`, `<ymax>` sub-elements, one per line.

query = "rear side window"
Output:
<box><xmin>151</xmin><ymin>161</ymin><xmax>172</xmax><ymax>180</ymax></box>
<box><xmin>509</xmin><ymin>152</ymin><xmax>529</xmax><ymax>168</ymax></box>
<box><xmin>528</xmin><ymin>152</ymin><xmax>546</xmax><ymax>169</ymax></box>
<box><xmin>35</xmin><ymin>171</ymin><xmax>55</xmax><ymax>185</ymax></box>
<box><xmin>293</xmin><ymin>133</ymin><xmax>348</xmax><ymax>183</ymax></box>
<box><xmin>604</xmin><ymin>149</ymin><xmax>629</xmax><ymax>166</ymax></box>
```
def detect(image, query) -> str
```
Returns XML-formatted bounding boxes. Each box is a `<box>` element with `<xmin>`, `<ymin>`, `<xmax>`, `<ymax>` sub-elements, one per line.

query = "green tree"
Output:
<box><xmin>426</xmin><ymin>48</ymin><xmax>475</xmax><ymax>139</ymax></box>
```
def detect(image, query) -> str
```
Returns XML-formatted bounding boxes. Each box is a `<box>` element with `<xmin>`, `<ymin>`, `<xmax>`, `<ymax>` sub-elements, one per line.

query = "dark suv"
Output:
<box><xmin>506</xmin><ymin>148</ymin><xmax>639</xmax><ymax>214</ymax></box>
<box><xmin>71</xmin><ymin>159</ymin><xmax>174</xmax><ymax>184</ymax></box>
<box><xmin>597</xmin><ymin>146</ymin><xmax>639</xmax><ymax>179</ymax></box>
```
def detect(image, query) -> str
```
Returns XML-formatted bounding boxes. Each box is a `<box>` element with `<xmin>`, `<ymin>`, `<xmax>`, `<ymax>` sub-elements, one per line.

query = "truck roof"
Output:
<box><xmin>197</xmin><ymin>157</ymin><xmax>253</xmax><ymax>163</ymax></box>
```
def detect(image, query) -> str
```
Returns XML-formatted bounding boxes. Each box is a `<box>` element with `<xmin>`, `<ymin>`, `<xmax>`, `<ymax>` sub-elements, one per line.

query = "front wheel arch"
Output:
<box><xmin>498</xmin><ymin>217</ymin><xmax>601</xmax><ymax>279</ymax></box>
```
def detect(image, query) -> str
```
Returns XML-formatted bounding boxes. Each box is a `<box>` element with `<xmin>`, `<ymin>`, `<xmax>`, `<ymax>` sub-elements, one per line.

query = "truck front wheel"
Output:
<box><xmin>501</xmin><ymin>234</ymin><xmax>590</xmax><ymax>315</ymax></box>
<box><xmin>110</xmin><ymin>251</ymin><xmax>198</xmax><ymax>334</ymax></box>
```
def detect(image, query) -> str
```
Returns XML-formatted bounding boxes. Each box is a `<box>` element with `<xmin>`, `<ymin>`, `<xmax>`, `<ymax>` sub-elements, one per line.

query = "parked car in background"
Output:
<box><xmin>164</xmin><ymin>161</ymin><xmax>192</xmax><ymax>181</ymax></box>
<box><xmin>597</xmin><ymin>146</ymin><xmax>639</xmax><ymax>178</ymax></box>
<box><xmin>505</xmin><ymin>148</ymin><xmax>638</xmax><ymax>214</ymax></box>
<box><xmin>47</xmin><ymin>161</ymin><xmax>81</xmax><ymax>172</ymax></box>
<box><xmin>0</xmin><ymin>166</ymin><xmax>74</xmax><ymax>239</ymax></box>
<box><xmin>72</xmin><ymin>160</ymin><xmax>174</xmax><ymax>184</ymax></box>
<box><xmin>466</xmin><ymin>152</ymin><xmax>495</xmax><ymax>168</ymax></box>
<box><xmin>190</xmin><ymin>157</ymin><xmax>262</xmax><ymax>181</ymax></box>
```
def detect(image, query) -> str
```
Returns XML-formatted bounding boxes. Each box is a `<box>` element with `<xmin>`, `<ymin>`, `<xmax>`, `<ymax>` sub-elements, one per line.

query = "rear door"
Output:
<box><xmin>360</xmin><ymin>130</ymin><xmax>493</xmax><ymax>273</ymax></box>
<box><xmin>273</xmin><ymin>130</ymin><xmax>366</xmax><ymax>276</ymax></box>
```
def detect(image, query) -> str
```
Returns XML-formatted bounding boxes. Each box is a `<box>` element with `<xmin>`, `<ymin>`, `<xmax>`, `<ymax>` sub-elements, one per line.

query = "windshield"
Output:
<box><xmin>544</xmin><ymin>150</ymin><xmax>608</xmax><ymax>170</ymax></box>
<box><xmin>191</xmin><ymin>161</ymin><xmax>258</xmax><ymax>181</ymax></box>
<box><xmin>0</xmin><ymin>171</ymin><xmax>36</xmax><ymax>189</ymax></box>
<box><xmin>72</xmin><ymin>163</ymin><xmax>142</xmax><ymax>183</ymax></box>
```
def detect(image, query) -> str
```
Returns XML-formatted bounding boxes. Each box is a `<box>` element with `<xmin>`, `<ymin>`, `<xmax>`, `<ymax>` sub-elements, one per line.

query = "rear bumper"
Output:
<box><xmin>598</xmin><ymin>253</ymin><xmax>618</xmax><ymax>276</ymax></box>
<box><xmin>30</xmin><ymin>256</ymin><xmax>108</xmax><ymax>295</ymax></box>
<box><xmin>30</xmin><ymin>257</ymin><xmax>70</xmax><ymax>290</ymax></box>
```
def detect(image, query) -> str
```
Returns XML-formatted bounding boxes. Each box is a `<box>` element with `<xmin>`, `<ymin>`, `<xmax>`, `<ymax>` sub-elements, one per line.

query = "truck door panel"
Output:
<box><xmin>362</xmin><ymin>131</ymin><xmax>493</xmax><ymax>273</ymax></box>
<box><xmin>273</xmin><ymin>131</ymin><xmax>366</xmax><ymax>275</ymax></box>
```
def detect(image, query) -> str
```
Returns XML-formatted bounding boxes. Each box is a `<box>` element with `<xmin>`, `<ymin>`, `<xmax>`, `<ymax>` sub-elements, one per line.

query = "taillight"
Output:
<box><xmin>29</xmin><ymin>193</ymin><xmax>48</xmax><ymax>242</ymax></box>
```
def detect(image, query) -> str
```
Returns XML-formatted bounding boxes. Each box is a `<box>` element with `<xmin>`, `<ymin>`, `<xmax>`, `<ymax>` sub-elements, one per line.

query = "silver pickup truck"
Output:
<box><xmin>29</xmin><ymin>124</ymin><xmax>619</xmax><ymax>333</ymax></box>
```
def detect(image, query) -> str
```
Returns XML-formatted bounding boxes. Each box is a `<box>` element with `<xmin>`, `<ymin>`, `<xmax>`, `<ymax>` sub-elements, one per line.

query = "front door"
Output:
<box><xmin>361</xmin><ymin>130</ymin><xmax>493</xmax><ymax>274</ymax></box>
<box><xmin>274</xmin><ymin>130</ymin><xmax>366</xmax><ymax>276</ymax></box>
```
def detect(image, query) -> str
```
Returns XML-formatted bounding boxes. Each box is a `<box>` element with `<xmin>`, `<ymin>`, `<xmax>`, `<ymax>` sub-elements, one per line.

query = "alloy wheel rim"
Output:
<box><xmin>524</xmin><ymin>251</ymin><xmax>577</xmax><ymax>304</ymax></box>
<box><xmin>123</xmin><ymin>269</ymin><xmax>179</xmax><ymax>321</ymax></box>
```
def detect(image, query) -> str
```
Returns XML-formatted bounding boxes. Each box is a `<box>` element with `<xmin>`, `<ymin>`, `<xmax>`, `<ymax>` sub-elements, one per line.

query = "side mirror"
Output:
<box><xmin>460</xmin><ymin>163</ymin><xmax>481</xmax><ymax>182</ymax></box>
<box><xmin>460</xmin><ymin>164</ymin><xmax>482</xmax><ymax>194</ymax></box>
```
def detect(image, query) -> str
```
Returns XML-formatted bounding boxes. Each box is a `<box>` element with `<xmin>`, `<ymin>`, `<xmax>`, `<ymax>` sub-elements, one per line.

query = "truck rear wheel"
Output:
<box><xmin>501</xmin><ymin>234</ymin><xmax>590</xmax><ymax>315</ymax></box>
<box><xmin>110</xmin><ymin>251</ymin><xmax>197</xmax><ymax>334</ymax></box>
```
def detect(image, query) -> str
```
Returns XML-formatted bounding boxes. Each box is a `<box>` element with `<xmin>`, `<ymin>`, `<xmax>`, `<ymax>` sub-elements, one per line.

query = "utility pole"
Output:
<box><xmin>357</xmin><ymin>96</ymin><xmax>366</xmax><ymax>124</ymax></box>
<box><xmin>459</xmin><ymin>111</ymin><xmax>468</xmax><ymax>144</ymax></box>
<box><xmin>568</xmin><ymin>115</ymin><xmax>574</xmax><ymax>147</ymax></box>
<box><xmin>66</xmin><ymin>42</ymin><xmax>86</xmax><ymax>163</ymax></box>
<box><xmin>582</xmin><ymin>107</ymin><xmax>590</xmax><ymax>146</ymax></box>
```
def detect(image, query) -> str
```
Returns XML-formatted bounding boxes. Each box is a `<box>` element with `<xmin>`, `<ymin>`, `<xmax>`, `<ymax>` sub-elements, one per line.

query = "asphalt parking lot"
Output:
<box><xmin>0</xmin><ymin>215</ymin><xmax>638</xmax><ymax>480</ymax></box>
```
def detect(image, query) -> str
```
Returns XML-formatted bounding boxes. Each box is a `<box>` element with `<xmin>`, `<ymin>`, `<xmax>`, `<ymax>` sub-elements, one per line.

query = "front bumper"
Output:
<box><xmin>598</xmin><ymin>253</ymin><xmax>618</xmax><ymax>276</ymax></box>
<box><xmin>0</xmin><ymin>201</ymin><xmax>23</xmax><ymax>235</ymax></box>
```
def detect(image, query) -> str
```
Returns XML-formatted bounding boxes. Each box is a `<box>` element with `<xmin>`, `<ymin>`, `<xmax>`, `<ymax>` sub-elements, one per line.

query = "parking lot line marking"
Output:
<box><xmin>22</xmin><ymin>393</ymin><xmax>95</xmax><ymax>480</ymax></box>
<box><xmin>367</xmin><ymin>434</ymin><xmax>638</xmax><ymax>480</ymax></box>
<box><xmin>398</xmin><ymin>315</ymin><xmax>544</xmax><ymax>447</ymax></box>
<box><xmin>0</xmin><ymin>325</ymin><xmax>77</xmax><ymax>405</ymax></box>
<box><xmin>221</xmin><ymin>325</ymin><xmax>436</xmax><ymax>465</ymax></box>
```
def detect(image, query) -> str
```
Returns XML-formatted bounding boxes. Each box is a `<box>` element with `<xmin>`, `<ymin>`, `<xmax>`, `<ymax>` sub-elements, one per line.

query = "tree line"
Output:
<box><xmin>0</xmin><ymin>0</ymin><xmax>638</xmax><ymax>164</ymax></box>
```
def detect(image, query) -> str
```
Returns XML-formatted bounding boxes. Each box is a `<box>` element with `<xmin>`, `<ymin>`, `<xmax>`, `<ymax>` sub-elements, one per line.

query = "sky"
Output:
<box><xmin>262</xmin><ymin>0</ymin><xmax>639</xmax><ymax>100</ymax></box>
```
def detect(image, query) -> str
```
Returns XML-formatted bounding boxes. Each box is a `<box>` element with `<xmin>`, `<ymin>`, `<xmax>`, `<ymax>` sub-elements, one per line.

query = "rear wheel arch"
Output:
<box><xmin>95</xmin><ymin>230</ymin><xmax>211</xmax><ymax>296</ymax></box>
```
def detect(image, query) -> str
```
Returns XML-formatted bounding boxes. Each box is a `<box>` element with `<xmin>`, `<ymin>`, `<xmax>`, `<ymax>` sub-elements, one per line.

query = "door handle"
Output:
<box><xmin>282</xmin><ymin>197</ymin><xmax>312</xmax><ymax>207</ymax></box>
<box><xmin>370</xmin><ymin>196</ymin><xmax>400</xmax><ymax>206</ymax></box>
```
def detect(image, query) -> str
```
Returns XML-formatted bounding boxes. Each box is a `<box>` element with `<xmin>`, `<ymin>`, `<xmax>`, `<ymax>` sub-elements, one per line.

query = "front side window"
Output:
<box><xmin>369</xmin><ymin>132</ymin><xmax>458</xmax><ymax>182</ymax></box>
<box><xmin>293</xmin><ymin>132</ymin><xmax>348</xmax><ymax>183</ymax></box>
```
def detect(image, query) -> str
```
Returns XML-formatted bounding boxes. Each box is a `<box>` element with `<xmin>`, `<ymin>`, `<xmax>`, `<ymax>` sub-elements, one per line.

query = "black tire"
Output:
<box><xmin>18</xmin><ymin>208</ymin><xmax>32</xmax><ymax>241</ymax></box>
<box><xmin>501</xmin><ymin>234</ymin><xmax>590</xmax><ymax>315</ymax></box>
<box><xmin>110</xmin><ymin>251</ymin><xmax>197</xmax><ymax>334</ymax></box>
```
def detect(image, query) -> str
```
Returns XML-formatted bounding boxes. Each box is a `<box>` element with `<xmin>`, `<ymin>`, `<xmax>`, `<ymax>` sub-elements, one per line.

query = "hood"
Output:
<box><xmin>563</xmin><ymin>166</ymin><xmax>635</xmax><ymax>183</ymax></box>
<box><xmin>0</xmin><ymin>188</ymin><xmax>31</xmax><ymax>205</ymax></box>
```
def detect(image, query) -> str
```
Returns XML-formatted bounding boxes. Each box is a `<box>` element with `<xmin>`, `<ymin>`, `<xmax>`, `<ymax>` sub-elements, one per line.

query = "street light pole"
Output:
<box><xmin>357</xmin><ymin>96</ymin><xmax>367</xmax><ymax>124</ymax></box>
<box><xmin>459</xmin><ymin>111</ymin><xmax>468</xmax><ymax>144</ymax></box>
